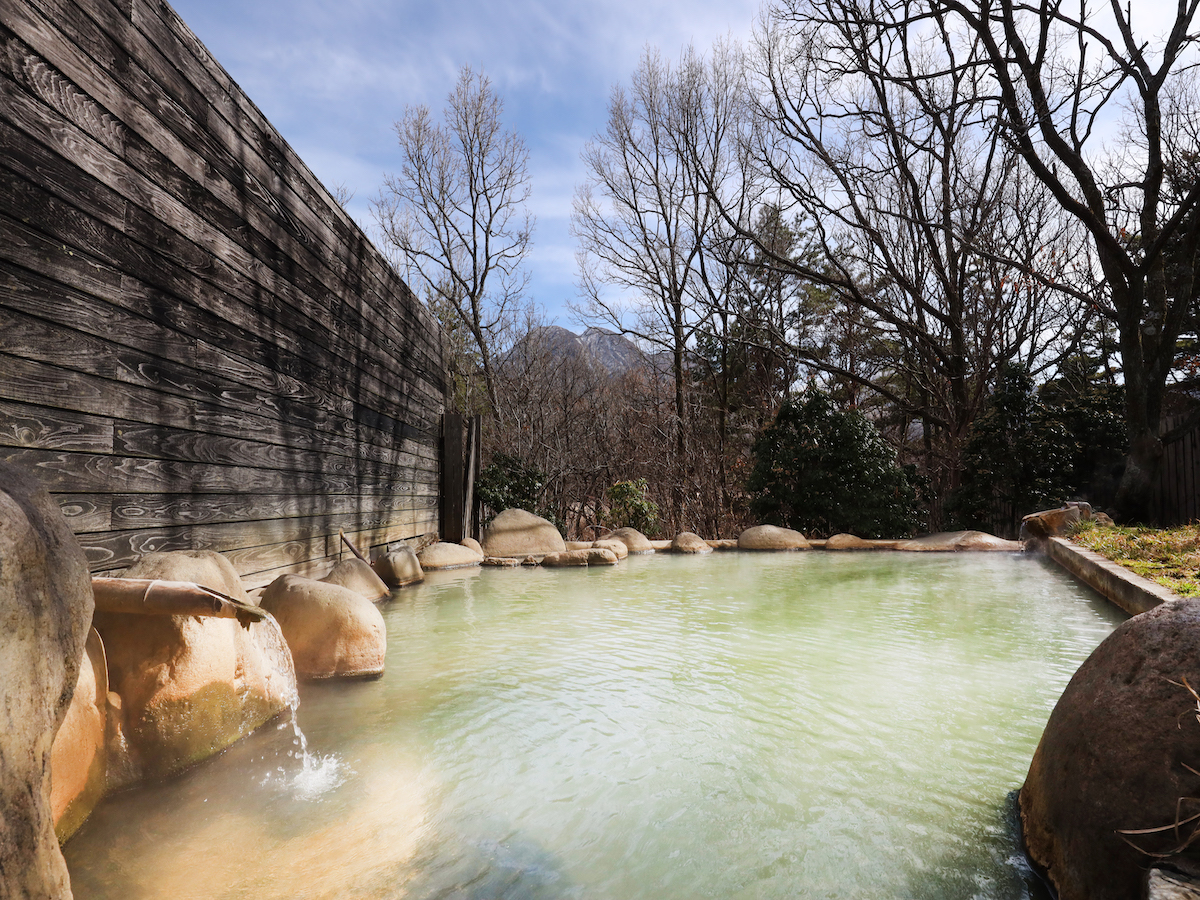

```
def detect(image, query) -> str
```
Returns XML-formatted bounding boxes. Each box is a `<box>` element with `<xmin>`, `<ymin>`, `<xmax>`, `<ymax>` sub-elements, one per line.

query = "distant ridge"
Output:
<box><xmin>506</xmin><ymin>325</ymin><xmax>665</xmax><ymax>375</ymax></box>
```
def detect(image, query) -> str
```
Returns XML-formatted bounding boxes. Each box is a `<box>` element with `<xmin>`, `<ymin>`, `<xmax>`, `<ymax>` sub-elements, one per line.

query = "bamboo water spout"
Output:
<box><xmin>91</xmin><ymin>578</ymin><xmax>269</xmax><ymax>627</ymax></box>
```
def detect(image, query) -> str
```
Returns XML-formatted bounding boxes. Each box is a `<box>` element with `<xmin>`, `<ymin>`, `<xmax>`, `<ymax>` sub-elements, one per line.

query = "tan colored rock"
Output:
<box><xmin>461</xmin><ymin>537</ymin><xmax>484</xmax><ymax>554</ymax></box>
<box><xmin>541</xmin><ymin>549</ymin><xmax>592</xmax><ymax>567</ymax></box>
<box><xmin>417</xmin><ymin>541</ymin><xmax>483</xmax><ymax>570</ymax></box>
<box><xmin>482</xmin><ymin>556</ymin><xmax>521</xmax><ymax>567</ymax></box>
<box><xmin>592</xmin><ymin>539</ymin><xmax>628</xmax><ymax>560</ymax></box>
<box><xmin>708</xmin><ymin>539</ymin><xmax>739</xmax><ymax>551</ymax></box>
<box><xmin>565</xmin><ymin>540</ymin><xmax>593</xmax><ymax>551</ymax></box>
<box><xmin>260</xmin><ymin>575</ymin><xmax>386</xmax><ymax>679</ymax></box>
<box><xmin>1019</xmin><ymin>506</ymin><xmax>1084</xmax><ymax>543</ymax></box>
<box><xmin>94</xmin><ymin>550</ymin><xmax>294</xmax><ymax>782</ymax></box>
<box><xmin>482</xmin><ymin>508</ymin><xmax>566</xmax><ymax>558</ymax></box>
<box><xmin>894</xmin><ymin>530</ymin><xmax>1022</xmax><ymax>552</ymax></box>
<box><xmin>50</xmin><ymin>628</ymin><xmax>108</xmax><ymax>843</ymax></box>
<box><xmin>373</xmin><ymin>546</ymin><xmax>424</xmax><ymax>588</ymax></box>
<box><xmin>672</xmin><ymin>532</ymin><xmax>713</xmax><ymax>554</ymax></box>
<box><xmin>738</xmin><ymin>525</ymin><xmax>811</xmax><ymax>551</ymax></box>
<box><xmin>521</xmin><ymin>555</ymin><xmax>540</xmax><ymax>566</ymax></box>
<box><xmin>1094</xmin><ymin>511</ymin><xmax>1115</xmax><ymax>527</ymax></box>
<box><xmin>0</xmin><ymin>462</ymin><xmax>93</xmax><ymax>899</ymax></box>
<box><xmin>649</xmin><ymin>539</ymin><xmax>674</xmax><ymax>551</ymax></box>
<box><xmin>605</xmin><ymin>527</ymin><xmax>655</xmax><ymax>554</ymax></box>
<box><xmin>321</xmin><ymin>557</ymin><xmax>390</xmax><ymax>602</ymax></box>
<box><xmin>825</xmin><ymin>533</ymin><xmax>899</xmax><ymax>551</ymax></box>
<box><xmin>586</xmin><ymin>548</ymin><xmax>619</xmax><ymax>565</ymax></box>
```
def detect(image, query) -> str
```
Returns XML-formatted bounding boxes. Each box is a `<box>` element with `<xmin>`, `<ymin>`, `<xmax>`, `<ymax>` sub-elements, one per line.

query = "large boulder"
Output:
<box><xmin>321</xmin><ymin>557</ymin><xmax>390</xmax><ymax>602</ymax></box>
<box><xmin>417</xmin><ymin>541</ymin><xmax>484</xmax><ymax>570</ymax></box>
<box><xmin>94</xmin><ymin>550</ymin><xmax>294</xmax><ymax>782</ymax></box>
<box><xmin>482</xmin><ymin>508</ymin><xmax>566</xmax><ymax>558</ymax></box>
<box><xmin>1020</xmin><ymin>505</ymin><xmax>1085</xmax><ymax>544</ymax></box>
<box><xmin>50</xmin><ymin>627</ymin><xmax>108</xmax><ymax>842</ymax></box>
<box><xmin>1020</xmin><ymin>599</ymin><xmax>1200</xmax><ymax>900</ymax></box>
<box><xmin>671</xmin><ymin>532</ymin><xmax>713</xmax><ymax>554</ymax></box>
<box><xmin>373</xmin><ymin>546</ymin><xmax>424</xmax><ymax>588</ymax></box>
<box><xmin>0</xmin><ymin>463</ymin><xmax>93</xmax><ymax>899</ymax></box>
<box><xmin>894</xmin><ymin>530</ymin><xmax>1022</xmax><ymax>552</ymax></box>
<box><xmin>606</xmin><ymin>527</ymin><xmax>655</xmax><ymax>554</ymax></box>
<box><xmin>738</xmin><ymin>525</ymin><xmax>811</xmax><ymax>551</ymax></box>
<box><xmin>260</xmin><ymin>575</ymin><xmax>386</xmax><ymax>679</ymax></box>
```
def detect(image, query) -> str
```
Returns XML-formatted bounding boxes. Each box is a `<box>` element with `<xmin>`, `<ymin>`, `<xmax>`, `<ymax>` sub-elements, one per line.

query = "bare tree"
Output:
<box><xmin>920</xmin><ymin>0</ymin><xmax>1200</xmax><ymax>521</ymax></box>
<box><xmin>728</xmin><ymin>0</ymin><xmax>1085</xmax><ymax>518</ymax></box>
<box><xmin>573</xmin><ymin>44</ymin><xmax>752</xmax><ymax>523</ymax></box>
<box><xmin>373</xmin><ymin>66</ymin><xmax>533</xmax><ymax>413</ymax></box>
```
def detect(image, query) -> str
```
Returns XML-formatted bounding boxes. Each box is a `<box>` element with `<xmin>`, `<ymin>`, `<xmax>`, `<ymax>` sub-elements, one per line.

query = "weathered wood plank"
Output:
<box><xmin>55</xmin><ymin>493</ymin><xmax>111</xmax><ymax>532</ymax></box>
<box><xmin>0</xmin><ymin>399</ymin><xmax>113</xmax><ymax>452</ymax></box>
<box><xmin>0</xmin><ymin>150</ymin><xmax>443</xmax><ymax>428</ymax></box>
<box><xmin>0</xmin><ymin>244</ymin><xmax>440</xmax><ymax>461</ymax></box>
<box><xmin>0</xmin><ymin>27</ymin><xmax>445</xmax><ymax>391</ymax></box>
<box><xmin>0</xmin><ymin>448</ymin><xmax>438</xmax><ymax>496</ymax></box>
<box><xmin>82</xmin><ymin>507</ymin><xmax>440</xmax><ymax>574</ymax></box>
<box><xmin>108</xmin><ymin>490</ymin><xmax>439</xmax><ymax>529</ymax></box>
<box><xmin>0</xmin><ymin>349</ymin><xmax>439</xmax><ymax>472</ymax></box>
<box><xmin>0</xmin><ymin>0</ymin><xmax>447</xmax><ymax>583</ymax></box>
<box><xmin>112</xmin><ymin>424</ymin><xmax>437</xmax><ymax>481</ymax></box>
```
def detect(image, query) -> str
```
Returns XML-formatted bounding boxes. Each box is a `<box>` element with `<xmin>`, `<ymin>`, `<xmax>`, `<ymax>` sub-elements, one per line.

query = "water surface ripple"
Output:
<box><xmin>65</xmin><ymin>552</ymin><xmax>1123</xmax><ymax>900</ymax></box>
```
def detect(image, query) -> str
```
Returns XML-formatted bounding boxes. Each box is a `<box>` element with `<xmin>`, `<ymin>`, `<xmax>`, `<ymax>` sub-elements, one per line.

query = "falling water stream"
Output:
<box><xmin>64</xmin><ymin>551</ymin><xmax>1124</xmax><ymax>900</ymax></box>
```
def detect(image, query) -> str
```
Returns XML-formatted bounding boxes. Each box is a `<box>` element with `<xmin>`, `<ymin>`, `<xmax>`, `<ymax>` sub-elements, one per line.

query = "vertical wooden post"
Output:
<box><xmin>441</xmin><ymin>413</ymin><xmax>465</xmax><ymax>543</ymax></box>
<box><xmin>462</xmin><ymin>415</ymin><xmax>481</xmax><ymax>541</ymax></box>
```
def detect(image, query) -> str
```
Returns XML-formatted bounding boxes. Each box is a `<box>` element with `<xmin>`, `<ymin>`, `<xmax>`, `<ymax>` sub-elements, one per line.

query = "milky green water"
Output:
<box><xmin>65</xmin><ymin>552</ymin><xmax>1124</xmax><ymax>900</ymax></box>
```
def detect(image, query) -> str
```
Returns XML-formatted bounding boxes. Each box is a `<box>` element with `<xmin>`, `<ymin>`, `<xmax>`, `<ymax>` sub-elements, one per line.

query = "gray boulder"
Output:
<box><xmin>1020</xmin><ymin>599</ymin><xmax>1200</xmax><ymax>899</ymax></box>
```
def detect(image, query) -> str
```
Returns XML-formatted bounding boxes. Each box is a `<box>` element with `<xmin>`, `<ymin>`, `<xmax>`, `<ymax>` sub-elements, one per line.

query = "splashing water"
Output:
<box><xmin>254</xmin><ymin>611</ymin><xmax>348</xmax><ymax>800</ymax></box>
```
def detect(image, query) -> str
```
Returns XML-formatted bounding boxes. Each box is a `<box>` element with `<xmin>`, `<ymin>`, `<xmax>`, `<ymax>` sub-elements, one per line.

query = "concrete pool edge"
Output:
<box><xmin>1045</xmin><ymin>536</ymin><xmax>1180</xmax><ymax>616</ymax></box>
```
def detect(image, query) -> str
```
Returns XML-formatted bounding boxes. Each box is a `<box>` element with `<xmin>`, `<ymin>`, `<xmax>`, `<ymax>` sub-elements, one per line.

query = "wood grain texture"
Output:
<box><xmin>0</xmin><ymin>0</ymin><xmax>448</xmax><ymax>577</ymax></box>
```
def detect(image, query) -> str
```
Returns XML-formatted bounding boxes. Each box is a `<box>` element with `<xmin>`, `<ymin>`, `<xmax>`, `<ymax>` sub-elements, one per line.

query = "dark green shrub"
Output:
<box><xmin>476</xmin><ymin>453</ymin><xmax>544</xmax><ymax>523</ymax></box>
<box><xmin>949</xmin><ymin>363</ymin><xmax>1077</xmax><ymax>537</ymax></box>
<box><xmin>605</xmin><ymin>479</ymin><xmax>660</xmax><ymax>535</ymax></box>
<box><xmin>748</xmin><ymin>389</ymin><xmax>922</xmax><ymax>538</ymax></box>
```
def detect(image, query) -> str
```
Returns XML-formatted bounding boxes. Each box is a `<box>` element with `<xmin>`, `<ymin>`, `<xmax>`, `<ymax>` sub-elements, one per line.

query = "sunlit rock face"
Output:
<box><xmin>481</xmin><ymin>509</ymin><xmax>566</xmax><ymax>558</ymax></box>
<box><xmin>373</xmin><ymin>546</ymin><xmax>424</xmax><ymax>588</ymax></box>
<box><xmin>93</xmin><ymin>550</ymin><xmax>295</xmax><ymax>783</ymax></box>
<box><xmin>670</xmin><ymin>532</ymin><xmax>712</xmax><ymax>554</ymax></box>
<box><xmin>0</xmin><ymin>462</ymin><xmax>93</xmax><ymax>899</ymax></box>
<box><xmin>1021</xmin><ymin>598</ymin><xmax>1200</xmax><ymax>900</ymax></box>
<box><xmin>894</xmin><ymin>530</ymin><xmax>1022</xmax><ymax>551</ymax></box>
<box><xmin>606</xmin><ymin>527</ymin><xmax>654</xmax><ymax>554</ymax></box>
<box><xmin>737</xmin><ymin>525</ymin><xmax>811</xmax><ymax>551</ymax></box>
<box><xmin>320</xmin><ymin>558</ymin><xmax>390</xmax><ymax>602</ymax></box>
<box><xmin>592</xmin><ymin>539</ymin><xmax>629</xmax><ymax>560</ymax></box>
<box><xmin>260</xmin><ymin>575</ymin><xmax>386</xmax><ymax>679</ymax></box>
<box><xmin>417</xmin><ymin>541</ymin><xmax>484</xmax><ymax>570</ymax></box>
<box><xmin>51</xmin><ymin>628</ymin><xmax>108</xmax><ymax>842</ymax></box>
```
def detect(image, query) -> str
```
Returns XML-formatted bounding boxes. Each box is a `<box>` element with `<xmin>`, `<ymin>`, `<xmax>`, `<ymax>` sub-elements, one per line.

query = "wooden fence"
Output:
<box><xmin>1154</xmin><ymin>415</ymin><xmax>1200</xmax><ymax>526</ymax></box>
<box><xmin>0</xmin><ymin>0</ymin><xmax>447</xmax><ymax>587</ymax></box>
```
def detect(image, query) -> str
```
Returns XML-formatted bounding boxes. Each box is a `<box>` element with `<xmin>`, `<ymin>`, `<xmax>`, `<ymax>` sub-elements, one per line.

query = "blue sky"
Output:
<box><xmin>168</xmin><ymin>0</ymin><xmax>763</xmax><ymax>326</ymax></box>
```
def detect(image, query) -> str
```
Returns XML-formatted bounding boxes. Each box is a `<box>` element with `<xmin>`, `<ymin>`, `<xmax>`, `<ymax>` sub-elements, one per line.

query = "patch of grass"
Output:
<box><xmin>1071</xmin><ymin>520</ymin><xmax>1200</xmax><ymax>597</ymax></box>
